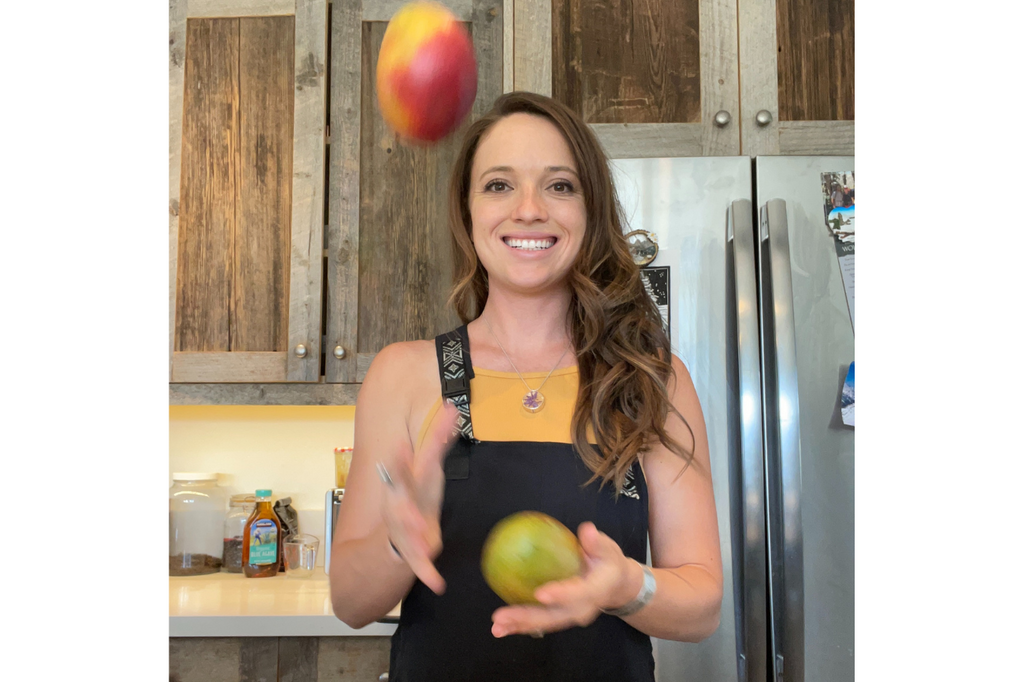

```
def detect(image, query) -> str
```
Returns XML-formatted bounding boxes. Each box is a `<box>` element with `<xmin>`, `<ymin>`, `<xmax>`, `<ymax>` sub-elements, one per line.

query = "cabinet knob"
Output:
<box><xmin>713</xmin><ymin>110</ymin><xmax>731</xmax><ymax>128</ymax></box>
<box><xmin>294</xmin><ymin>344</ymin><xmax>308</xmax><ymax>358</ymax></box>
<box><xmin>755</xmin><ymin>110</ymin><xmax>773</xmax><ymax>127</ymax></box>
<box><xmin>333</xmin><ymin>345</ymin><xmax>347</xmax><ymax>360</ymax></box>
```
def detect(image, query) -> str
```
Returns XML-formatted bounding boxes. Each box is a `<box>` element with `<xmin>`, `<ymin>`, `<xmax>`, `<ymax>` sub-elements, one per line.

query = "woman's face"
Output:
<box><xmin>468</xmin><ymin>113</ymin><xmax>586</xmax><ymax>296</ymax></box>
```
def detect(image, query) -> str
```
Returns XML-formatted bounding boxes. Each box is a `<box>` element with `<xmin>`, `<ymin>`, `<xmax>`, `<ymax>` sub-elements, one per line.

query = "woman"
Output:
<box><xmin>330</xmin><ymin>92</ymin><xmax>722</xmax><ymax>681</ymax></box>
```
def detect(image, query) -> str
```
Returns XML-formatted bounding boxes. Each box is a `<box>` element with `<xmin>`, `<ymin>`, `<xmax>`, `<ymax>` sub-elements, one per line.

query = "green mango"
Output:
<box><xmin>481</xmin><ymin>511</ymin><xmax>584</xmax><ymax>605</ymax></box>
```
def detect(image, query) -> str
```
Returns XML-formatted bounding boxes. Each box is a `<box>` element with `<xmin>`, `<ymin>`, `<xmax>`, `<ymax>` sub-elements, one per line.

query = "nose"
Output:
<box><xmin>511</xmin><ymin>184</ymin><xmax>548</xmax><ymax>224</ymax></box>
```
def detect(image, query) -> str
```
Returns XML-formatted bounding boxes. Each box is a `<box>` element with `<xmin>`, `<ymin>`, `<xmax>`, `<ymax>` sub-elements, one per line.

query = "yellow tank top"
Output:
<box><xmin>415</xmin><ymin>366</ymin><xmax>596</xmax><ymax>451</ymax></box>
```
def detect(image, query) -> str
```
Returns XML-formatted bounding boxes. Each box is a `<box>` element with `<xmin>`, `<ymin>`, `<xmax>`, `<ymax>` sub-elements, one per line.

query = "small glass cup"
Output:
<box><xmin>284</xmin><ymin>534</ymin><xmax>320</xmax><ymax>578</ymax></box>
<box><xmin>334</xmin><ymin>447</ymin><xmax>353</xmax><ymax>489</ymax></box>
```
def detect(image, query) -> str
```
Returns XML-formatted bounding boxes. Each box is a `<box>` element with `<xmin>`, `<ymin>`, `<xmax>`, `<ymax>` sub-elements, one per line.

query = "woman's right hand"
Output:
<box><xmin>379</xmin><ymin>402</ymin><xmax>460</xmax><ymax>595</ymax></box>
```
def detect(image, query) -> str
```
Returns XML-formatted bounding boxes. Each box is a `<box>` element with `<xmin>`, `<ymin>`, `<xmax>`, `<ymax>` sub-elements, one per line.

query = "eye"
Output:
<box><xmin>484</xmin><ymin>180</ymin><xmax>511</xmax><ymax>192</ymax></box>
<box><xmin>550</xmin><ymin>180</ymin><xmax>576</xmax><ymax>193</ymax></box>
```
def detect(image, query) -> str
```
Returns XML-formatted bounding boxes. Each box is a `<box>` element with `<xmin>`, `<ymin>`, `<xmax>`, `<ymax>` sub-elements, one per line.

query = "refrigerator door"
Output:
<box><xmin>756</xmin><ymin>157</ymin><xmax>855</xmax><ymax>682</ymax></box>
<box><xmin>610</xmin><ymin>157</ymin><xmax>755</xmax><ymax>682</ymax></box>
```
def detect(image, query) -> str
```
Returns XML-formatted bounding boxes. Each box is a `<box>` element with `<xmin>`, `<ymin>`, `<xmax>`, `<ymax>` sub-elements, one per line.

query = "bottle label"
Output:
<box><xmin>249</xmin><ymin>519</ymin><xmax>278</xmax><ymax>565</ymax></box>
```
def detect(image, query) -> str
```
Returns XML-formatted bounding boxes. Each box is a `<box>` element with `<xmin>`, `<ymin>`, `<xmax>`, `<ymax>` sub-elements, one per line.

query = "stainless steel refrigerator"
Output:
<box><xmin>610</xmin><ymin>155</ymin><xmax>854</xmax><ymax>682</ymax></box>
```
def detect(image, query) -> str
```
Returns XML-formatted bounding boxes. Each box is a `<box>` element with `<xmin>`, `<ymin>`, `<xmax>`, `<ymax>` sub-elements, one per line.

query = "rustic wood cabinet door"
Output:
<box><xmin>325</xmin><ymin>0</ymin><xmax>504</xmax><ymax>383</ymax></box>
<box><xmin>169</xmin><ymin>0</ymin><xmax>327</xmax><ymax>383</ymax></box>
<box><xmin>738</xmin><ymin>0</ymin><xmax>853</xmax><ymax>155</ymax></box>
<box><xmin>513</xmin><ymin>0</ymin><xmax>740</xmax><ymax>157</ymax></box>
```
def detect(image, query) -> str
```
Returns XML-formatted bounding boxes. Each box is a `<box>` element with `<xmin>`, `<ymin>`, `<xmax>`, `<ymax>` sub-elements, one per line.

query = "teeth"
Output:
<box><xmin>504</xmin><ymin>237</ymin><xmax>555</xmax><ymax>251</ymax></box>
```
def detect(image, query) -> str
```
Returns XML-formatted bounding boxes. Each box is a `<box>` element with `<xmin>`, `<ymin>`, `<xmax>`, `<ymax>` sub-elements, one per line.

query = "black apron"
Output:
<box><xmin>388</xmin><ymin>326</ymin><xmax>654</xmax><ymax>682</ymax></box>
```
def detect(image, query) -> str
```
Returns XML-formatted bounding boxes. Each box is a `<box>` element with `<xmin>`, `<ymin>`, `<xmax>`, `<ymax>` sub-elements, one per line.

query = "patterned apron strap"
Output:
<box><xmin>435</xmin><ymin>325</ymin><xmax>476</xmax><ymax>479</ymax></box>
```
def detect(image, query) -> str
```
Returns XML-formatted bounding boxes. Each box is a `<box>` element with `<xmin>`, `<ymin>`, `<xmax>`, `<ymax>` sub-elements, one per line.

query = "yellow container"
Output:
<box><xmin>334</xmin><ymin>447</ymin><xmax>353</xmax><ymax>489</ymax></box>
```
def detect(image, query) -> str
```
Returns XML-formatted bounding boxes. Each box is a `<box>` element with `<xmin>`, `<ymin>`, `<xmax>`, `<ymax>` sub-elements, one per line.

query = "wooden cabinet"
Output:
<box><xmin>169</xmin><ymin>0</ymin><xmax>327</xmax><ymax>384</ymax></box>
<box><xmin>324</xmin><ymin>0</ymin><xmax>504</xmax><ymax>384</ymax></box>
<box><xmin>170</xmin><ymin>0</ymin><xmax>505</xmax><ymax>401</ymax></box>
<box><xmin>739</xmin><ymin>0</ymin><xmax>854</xmax><ymax>155</ymax></box>
<box><xmin>514</xmin><ymin>0</ymin><xmax>853</xmax><ymax>158</ymax></box>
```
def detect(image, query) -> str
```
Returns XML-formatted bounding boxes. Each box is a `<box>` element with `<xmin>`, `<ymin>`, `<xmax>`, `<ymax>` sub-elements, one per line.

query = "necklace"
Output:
<box><xmin>482</xmin><ymin>317</ymin><xmax>571</xmax><ymax>413</ymax></box>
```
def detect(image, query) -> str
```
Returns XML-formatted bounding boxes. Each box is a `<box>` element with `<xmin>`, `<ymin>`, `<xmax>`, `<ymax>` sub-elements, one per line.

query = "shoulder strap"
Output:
<box><xmin>434</xmin><ymin>325</ymin><xmax>476</xmax><ymax>442</ymax></box>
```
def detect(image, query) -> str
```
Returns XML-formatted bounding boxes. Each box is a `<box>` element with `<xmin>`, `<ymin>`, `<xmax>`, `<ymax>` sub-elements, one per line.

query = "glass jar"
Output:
<box><xmin>169</xmin><ymin>473</ymin><xmax>228</xmax><ymax>576</ymax></box>
<box><xmin>222</xmin><ymin>494</ymin><xmax>256</xmax><ymax>573</ymax></box>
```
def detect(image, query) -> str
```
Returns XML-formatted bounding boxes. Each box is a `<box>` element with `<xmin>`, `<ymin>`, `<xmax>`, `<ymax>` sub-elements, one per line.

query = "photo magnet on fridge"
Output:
<box><xmin>640</xmin><ymin>266</ymin><xmax>670</xmax><ymax>343</ymax></box>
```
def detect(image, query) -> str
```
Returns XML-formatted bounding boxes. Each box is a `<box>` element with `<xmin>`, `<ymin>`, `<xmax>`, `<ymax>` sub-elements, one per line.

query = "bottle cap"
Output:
<box><xmin>255</xmin><ymin>489</ymin><xmax>272</xmax><ymax>497</ymax></box>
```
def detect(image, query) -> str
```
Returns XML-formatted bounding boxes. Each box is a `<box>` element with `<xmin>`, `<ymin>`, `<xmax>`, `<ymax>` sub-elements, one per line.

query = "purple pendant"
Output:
<box><xmin>523</xmin><ymin>390</ymin><xmax>545</xmax><ymax>413</ymax></box>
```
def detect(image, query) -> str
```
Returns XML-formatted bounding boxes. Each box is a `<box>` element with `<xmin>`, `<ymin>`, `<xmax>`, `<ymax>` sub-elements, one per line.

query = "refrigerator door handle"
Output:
<box><xmin>758</xmin><ymin>199</ymin><xmax>805</xmax><ymax>682</ymax></box>
<box><xmin>727</xmin><ymin>199</ymin><xmax>768</xmax><ymax>682</ymax></box>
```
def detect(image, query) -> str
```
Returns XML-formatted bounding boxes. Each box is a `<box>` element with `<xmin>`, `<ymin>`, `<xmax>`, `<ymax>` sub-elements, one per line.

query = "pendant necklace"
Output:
<box><xmin>482</xmin><ymin>316</ymin><xmax>571</xmax><ymax>413</ymax></box>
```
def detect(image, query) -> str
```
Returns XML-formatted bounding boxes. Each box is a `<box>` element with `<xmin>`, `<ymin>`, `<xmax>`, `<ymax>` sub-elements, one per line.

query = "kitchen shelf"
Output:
<box><xmin>169</xmin><ymin>570</ymin><xmax>399</xmax><ymax>637</ymax></box>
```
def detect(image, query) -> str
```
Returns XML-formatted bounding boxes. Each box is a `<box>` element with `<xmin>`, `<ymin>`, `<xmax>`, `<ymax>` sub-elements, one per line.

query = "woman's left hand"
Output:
<box><xmin>490</xmin><ymin>521</ymin><xmax>644</xmax><ymax>638</ymax></box>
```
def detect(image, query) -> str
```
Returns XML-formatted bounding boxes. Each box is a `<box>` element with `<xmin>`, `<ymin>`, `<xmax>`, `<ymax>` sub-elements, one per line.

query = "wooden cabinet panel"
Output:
<box><xmin>325</xmin><ymin>0</ymin><xmax>504</xmax><ymax>383</ymax></box>
<box><xmin>170</xmin><ymin>0</ymin><xmax>326</xmax><ymax>383</ymax></box>
<box><xmin>776</xmin><ymin>0</ymin><xmax>854</xmax><ymax>122</ymax></box>
<box><xmin>552</xmin><ymin>0</ymin><xmax>701</xmax><ymax>125</ymax></box>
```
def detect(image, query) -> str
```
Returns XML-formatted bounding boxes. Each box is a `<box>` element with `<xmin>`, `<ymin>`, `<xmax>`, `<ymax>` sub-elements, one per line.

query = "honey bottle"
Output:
<box><xmin>242</xmin><ymin>489</ymin><xmax>282</xmax><ymax>578</ymax></box>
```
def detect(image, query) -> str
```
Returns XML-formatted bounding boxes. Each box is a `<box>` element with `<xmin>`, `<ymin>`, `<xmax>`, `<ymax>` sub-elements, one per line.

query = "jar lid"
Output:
<box><xmin>256</xmin><ymin>489</ymin><xmax>272</xmax><ymax>497</ymax></box>
<box><xmin>229</xmin><ymin>494</ymin><xmax>256</xmax><ymax>505</ymax></box>
<box><xmin>334</xmin><ymin>447</ymin><xmax>353</xmax><ymax>453</ymax></box>
<box><xmin>172</xmin><ymin>472</ymin><xmax>218</xmax><ymax>481</ymax></box>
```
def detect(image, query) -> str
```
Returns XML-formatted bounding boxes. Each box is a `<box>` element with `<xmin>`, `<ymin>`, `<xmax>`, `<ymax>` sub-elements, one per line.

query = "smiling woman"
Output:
<box><xmin>328</xmin><ymin>92</ymin><xmax>723</xmax><ymax>682</ymax></box>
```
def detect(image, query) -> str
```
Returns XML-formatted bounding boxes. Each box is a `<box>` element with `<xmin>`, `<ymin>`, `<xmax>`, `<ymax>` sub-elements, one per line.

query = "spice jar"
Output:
<box><xmin>169</xmin><ymin>473</ymin><xmax>228</xmax><ymax>576</ymax></box>
<box><xmin>222</xmin><ymin>494</ymin><xmax>256</xmax><ymax>573</ymax></box>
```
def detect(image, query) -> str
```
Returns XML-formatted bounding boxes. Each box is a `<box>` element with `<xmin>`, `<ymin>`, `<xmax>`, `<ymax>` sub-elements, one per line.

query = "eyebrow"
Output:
<box><xmin>478</xmin><ymin>165</ymin><xmax>580</xmax><ymax>181</ymax></box>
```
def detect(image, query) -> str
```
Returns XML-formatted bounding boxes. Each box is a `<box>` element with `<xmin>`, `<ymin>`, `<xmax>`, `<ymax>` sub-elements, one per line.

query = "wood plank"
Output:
<box><xmin>738</xmin><ymin>0</ymin><xmax>781</xmax><ymax>155</ymax></box>
<box><xmin>316</xmin><ymin>636</ymin><xmax>391</xmax><ymax>682</ymax></box>
<box><xmin>325</xmin><ymin>0</ymin><xmax>362</xmax><ymax>383</ymax></box>
<box><xmin>171</xmin><ymin>382</ymin><xmax>361</xmax><ymax>405</ymax></box>
<box><xmin>188</xmin><ymin>0</ymin><xmax>296</xmax><ymax>18</ymax></box>
<box><xmin>775</xmin><ymin>0</ymin><xmax>853</xmax><ymax>121</ymax></box>
<box><xmin>239</xmin><ymin>637</ymin><xmax>279</xmax><ymax>682</ymax></box>
<box><xmin>235</xmin><ymin>16</ymin><xmax>295</xmax><ymax>353</ymax></box>
<box><xmin>170</xmin><ymin>638</ymin><xmax>242</xmax><ymax>682</ymax></box>
<box><xmin>552</xmin><ymin>0</ymin><xmax>700</xmax><ymax>125</ymax></box>
<box><xmin>698</xmin><ymin>0</ymin><xmax>741</xmax><ymax>155</ymax></box>
<box><xmin>514</xmin><ymin>0</ymin><xmax>551</xmax><ymax>95</ymax></box>
<box><xmin>356</xmin><ymin>352</ymin><xmax>374</xmax><ymax>382</ymax></box>
<box><xmin>356</xmin><ymin>22</ymin><xmax>462</xmax><ymax>357</ymax></box>
<box><xmin>471</xmin><ymin>0</ymin><xmax>504</xmax><ymax>118</ymax></box>
<box><xmin>503</xmin><ymin>0</ymin><xmax>513</xmax><ymax>92</ymax></box>
<box><xmin>778</xmin><ymin>120</ymin><xmax>854</xmax><ymax>155</ymax></box>
<box><xmin>176</xmin><ymin>18</ymin><xmax>240</xmax><ymax>353</ymax></box>
<box><xmin>171</xmin><ymin>351</ymin><xmax>288</xmax><ymax>382</ymax></box>
<box><xmin>362</xmin><ymin>0</ymin><xmax>474</xmax><ymax>21</ymax></box>
<box><xmin>279</xmin><ymin>637</ymin><xmax>319</xmax><ymax>682</ymax></box>
<box><xmin>591</xmin><ymin>123</ymin><xmax>704</xmax><ymax>158</ymax></box>
<box><xmin>170</xmin><ymin>0</ymin><xmax>187</xmax><ymax>376</ymax></box>
<box><xmin>287</xmin><ymin>0</ymin><xmax>328</xmax><ymax>381</ymax></box>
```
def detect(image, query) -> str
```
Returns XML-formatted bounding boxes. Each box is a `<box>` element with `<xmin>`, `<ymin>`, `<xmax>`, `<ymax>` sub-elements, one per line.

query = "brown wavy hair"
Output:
<box><xmin>447</xmin><ymin>92</ymin><xmax>696</xmax><ymax>490</ymax></box>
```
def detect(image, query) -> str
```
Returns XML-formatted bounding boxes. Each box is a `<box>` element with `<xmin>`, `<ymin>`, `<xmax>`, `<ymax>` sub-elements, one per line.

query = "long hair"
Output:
<box><xmin>447</xmin><ymin>92</ymin><xmax>695</xmax><ymax>489</ymax></box>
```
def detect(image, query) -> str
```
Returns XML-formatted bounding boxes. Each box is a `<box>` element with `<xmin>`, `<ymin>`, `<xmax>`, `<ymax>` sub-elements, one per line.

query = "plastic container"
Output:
<box><xmin>243</xmin><ymin>489</ymin><xmax>282</xmax><ymax>578</ymax></box>
<box><xmin>169</xmin><ymin>473</ymin><xmax>228</xmax><ymax>576</ymax></box>
<box><xmin>222</xmin><ymin>494</ymin><xmax>256</xmax><ymax>573</ymax></box>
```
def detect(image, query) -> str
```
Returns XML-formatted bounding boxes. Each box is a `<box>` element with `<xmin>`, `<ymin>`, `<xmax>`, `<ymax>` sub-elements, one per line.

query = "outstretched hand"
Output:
<box><xmin>379</xmin><ymin>403</ymin><xmax>460</xmax><ymax>595</ymax></box>
<box><xmin>490</xmin><ymin>521</ymin><xmax>643</xmax><ymax>638</ymax></box>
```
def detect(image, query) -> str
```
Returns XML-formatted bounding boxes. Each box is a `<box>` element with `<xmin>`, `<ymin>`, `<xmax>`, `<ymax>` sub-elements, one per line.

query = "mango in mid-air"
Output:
<box><xmin>481</xmin><ymin>511</ymin><xmax>584</xmax><ymax>605</ymax></box>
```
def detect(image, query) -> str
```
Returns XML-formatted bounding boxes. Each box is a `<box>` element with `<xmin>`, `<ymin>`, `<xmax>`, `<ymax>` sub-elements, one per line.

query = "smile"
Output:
<box><xmin>502</xmin><ymin>237</ymin><xmax>557</xmax><ymax>251</ymax></box>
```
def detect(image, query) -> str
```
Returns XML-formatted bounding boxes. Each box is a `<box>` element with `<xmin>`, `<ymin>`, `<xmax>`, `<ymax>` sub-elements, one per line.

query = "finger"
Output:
<box><xmin>490</xmin><ymin>604</ymin><xmax>585</xmax><ymax>638</ymax></box>
<box><xmin>577</xmin><ymin>521</ymin><xmax>619</xmax><ymax>560</ymax></box>
<box><xmin>405</xmin><ymin>547</ymin><xmax>446</xmax><ymax>595</ymax></box>
<box><xmin>533</xmin><ymin>575</ymin><xmax>591</xmax><ymax>606</ymax></box>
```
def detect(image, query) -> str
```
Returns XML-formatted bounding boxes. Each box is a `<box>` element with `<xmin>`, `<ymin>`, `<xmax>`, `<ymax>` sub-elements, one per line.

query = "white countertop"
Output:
<box><xmin>169</xmin><ymin>570</ymin><xmax>399</xmax><ymax>637</ymax></box>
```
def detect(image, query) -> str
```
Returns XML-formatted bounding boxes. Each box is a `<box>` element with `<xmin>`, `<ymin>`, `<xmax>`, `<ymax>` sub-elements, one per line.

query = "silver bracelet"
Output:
<box><xmin>600</xmin><ymin>563</ymin><xmax>656</xmax><ymax>618</ymax></box>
